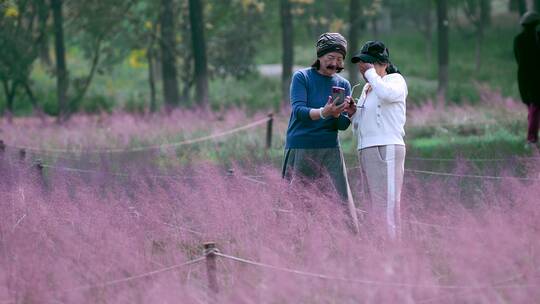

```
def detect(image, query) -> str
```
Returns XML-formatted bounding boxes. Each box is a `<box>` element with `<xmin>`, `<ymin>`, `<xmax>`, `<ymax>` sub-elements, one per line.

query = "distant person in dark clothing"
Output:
<box><xmin>514</xmin><ymin>11</ymin><xmax>540</xmax><ymax>145</ymax></box>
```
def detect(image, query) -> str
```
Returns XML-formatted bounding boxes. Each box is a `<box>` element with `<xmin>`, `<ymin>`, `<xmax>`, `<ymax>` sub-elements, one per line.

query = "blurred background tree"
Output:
<box><xmin>280</xmin><ymin>0</ymin><xmax>293</xmax><ymax>105</ymax></box>
<box><xmin>0</xmin><ymin>0</ymin><xmax>47</xmax><ymax>121</ymax></box>
<box><xmin>51</xmin><ymin>0</ymin><xmax>134</xmax><ymax>121</ymax></box>
<box><xmin>188</xmin><ymin>0</ymin><xmax>208</xmax><ymax>107</ymax></box>
<box><xmin>460</xmin><ymin>0</ymin><xmax>491</xmax><ymax>70</ymax></box>
<box><xmin>436</xmin><ymin>0</ymin><xmax>449</xmax><ymax>104</ymax></box>
<box><xmin>159</xmin><ymin>0</ymin><xmax>181</xmax><ymax>112</ymax></box>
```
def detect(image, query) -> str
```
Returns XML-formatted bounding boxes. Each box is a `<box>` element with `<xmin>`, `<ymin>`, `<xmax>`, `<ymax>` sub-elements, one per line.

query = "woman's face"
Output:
<box><xmin>318</xmin><ymin>52</ymin><xmax>344</xmax><ymax>76</ymax></box>
<box><xmin>373</xmin><ymin>62</ymin><xmax>388</xmax><ymax>77</ymax></box>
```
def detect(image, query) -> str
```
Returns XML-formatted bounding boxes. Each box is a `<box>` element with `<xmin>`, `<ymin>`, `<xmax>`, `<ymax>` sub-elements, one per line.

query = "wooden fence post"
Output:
<box><xmin>35</xmin><ymin>159</ymin><xmax>44</xmax><ymax>175</ymax></box>
<box><xmin>203</xmin><ymin>242</ymin><xmax>219</xmax><ymax>300</ymax></box>
<box><xmin>35</xmin><ymin>159</ymin><xmax>46</xmax><ymax>189</ymax></box>
<box><xmin>19</xmin><ymin>149</ymin><xmax>26</xmax><ymax>161</ymax></box>
<box><xmin>266</xmin><ymin>113</ymin><xmax>273</xmax><ymax>149</ymax></box>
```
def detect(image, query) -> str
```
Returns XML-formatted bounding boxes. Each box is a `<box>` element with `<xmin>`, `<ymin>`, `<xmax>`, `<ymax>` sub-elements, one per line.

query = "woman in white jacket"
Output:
<box><xmin>349</xmin><ymin>41</ymin><xmax>407</xmax><ymax>240</ymax></box>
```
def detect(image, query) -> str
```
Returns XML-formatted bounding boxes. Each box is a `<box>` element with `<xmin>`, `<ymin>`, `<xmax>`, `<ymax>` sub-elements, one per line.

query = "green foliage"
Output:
<box><xmin>79</xmin><ymin>94</ymin><xmax>114</xmax><ymax>114</ymax></box>
<box><xmin>123</xmin><ymin>93</ymin><xmax>147</xmax><ymax>114</ymax></box>
<box><xmin>208</xmin><ymin>74</ymin><xmax>281</xmax><ymax>112</ymax></box>
<box><xmin>285</xmin><ymin>23</ymin><xmax>519</xmax><ymax>105</ymax></box>
<box><xmin>0</xmin><ymin>0</ymin><xmax>526</xmax><ymax>117</ymax></box>
<box><xmin>41</xmin><ymin>92</ymin><xmax>59</xmax><ymax>115</ymax></box>
<box><xmin>0</xmin><ymin>0</ymin><xmax>44</xmax><ymax>112</ymax></box>
<box><xmin>206</xmin><ymin>0</ymin><xmax>266</xmax><ymax>79</ymax></box>
<box><xmin>406</xmin><ymin>77</ymin><xmax>437</xmax><ymax>105</ymax></box>
<box><xmin>66</xmin><ymin>0</ymin><xmax>135</xmax><ymax>64</ymax></box>
<box><xmin>0</xmin><ymin>11</ymin><xmax>36</xmax><ymax>83</ymax></box>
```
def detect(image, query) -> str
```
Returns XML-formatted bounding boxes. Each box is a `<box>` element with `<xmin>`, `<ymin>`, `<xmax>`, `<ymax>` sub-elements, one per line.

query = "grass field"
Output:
<box><xmin>1</xmin><ymin>104</ymin><xmax>539</xmax><ymax>303</ymax></box>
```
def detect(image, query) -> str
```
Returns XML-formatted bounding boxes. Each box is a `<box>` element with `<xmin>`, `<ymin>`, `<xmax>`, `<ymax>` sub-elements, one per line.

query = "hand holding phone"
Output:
<box><xmin>332</xmin><ymin>86</ymin><xmax>345</xmax><ymax>106</ymax></box>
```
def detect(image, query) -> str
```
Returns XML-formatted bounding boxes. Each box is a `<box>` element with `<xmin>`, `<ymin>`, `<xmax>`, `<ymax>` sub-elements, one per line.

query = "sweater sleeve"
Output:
<box><xmin>364</xmin><ymin>68</ymin><xmax>407</xmax><ymax>104</ymax></box>
<box><xmin>290</xmin><ymin>71</ymin><xmax>312</xmax><ymax>121</ymax></box>
<box><xmin>336</xmin><ymin>80</ymin><xmax>352</xmax><ymax>130</ymax></box>
<box><xmin>336</xmin><ymin>114</ymin><xmax>351</xmax><ymax>130</ymax></box>
<box><xmin>344</xmin><ymin>80</ymin><xmax>352</xmax><ymax>97</ymax></box>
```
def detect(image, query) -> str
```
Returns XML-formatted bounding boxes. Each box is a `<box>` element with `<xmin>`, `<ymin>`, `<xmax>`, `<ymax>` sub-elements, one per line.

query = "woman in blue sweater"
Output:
<box><xmin>282</xmin><ymin>33</ymin><xmax>358</xmax><ymax>230</ymax></box>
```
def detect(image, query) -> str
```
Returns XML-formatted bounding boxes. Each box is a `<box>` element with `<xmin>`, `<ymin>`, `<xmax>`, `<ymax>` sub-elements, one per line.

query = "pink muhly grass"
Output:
<box><xmin>1</xmin><ymin>152</ymin><xmax>539</xmax><ymax>303</ymax></box>
<box><xmin>0</xmin><ymin>109</ymin><xmax>271</xmax><ymax>152</ymax></box>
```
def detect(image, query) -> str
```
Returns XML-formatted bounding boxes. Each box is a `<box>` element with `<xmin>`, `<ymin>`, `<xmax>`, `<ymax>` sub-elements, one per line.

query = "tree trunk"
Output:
<box><xmin>2</xmin><ymin>80</ymin><xmax>17</xmax><ymax>123</ymax></box>
<box><xmin>147</xmin><ymin>49</ymin><xmax>157</xmax><ymax>113</ymax></box>
<box><xmin>475</xmin><ymin>24</ymin><xmax>484</xmax><ymax>71</ymax></box>
<box><xmin>424</xmin><ymin>6</ymin><xmax>433</xmax><ymax>63</ymax></box>
<box><xmin>518</xmin><ymin>0</ymin><xmax>527</xmax><ymax>15</ymax></box>
<box><xmin>189</xmin><ymin>0</ymin><xmax>209</xmax><ymax>107</ymax></box>
<box><xmin>23</xmin><ymin>82</ymin><xmax>46</xmax><ymax>121</ymax></box>
<box><xmin>436</xmin><ymin>0</ymin><xmax>449</xmax><ymax>104</ymax></box>
<box><xmin>180</xmin><ymin>8</ymin><xmax>191</xmax><ymax>104</ymax></box>
<box><xmin>347</xmin><ymin>0</ymin><xmax>361</xmax><ymax>86</ymax></box>
<box><xmin>413</xmin><ymin>1</ymin><xmax>433</xmax><ymax>63</ymax></box>
<box><xmin>160</xmin><ymin>0</ymin><xmax>180</xmax><ymax>112</ymax></box>
<box><xmin>71</xmin><ymin>38</ymin><xmax>102</xmax><ymax>112</ymax></box>
<box><xmin>509</xmin><ymin>0</ymin><xmax>528</xmax><ymax>14</ymax></box>
<box><xmin>475</xmin><ymin>0</ymin><xmax>490</xmax><ymax>70</ymax></box>
<box><xmin>371</xmin><ymin>19</ymin><xmax>378</xmax><ymax>39</ymax></box>
<box><xmin>280</xmin><ymin>0</ymin><xmax>293</xmax><ymax>106</ymax></box>
<box><xmin>481</xmin><ymin>0</ymin><xmax>491</xmax><ymax>26</ymax></box>
<box><xmin>51</xmin><ymin>0</ymin><xmax>68</xmax><ymax>122</ymax></box>
<box><xmin>37</xmin><ymin>0</ymin><xmax>51</xmax><ymax>67</ymax></box>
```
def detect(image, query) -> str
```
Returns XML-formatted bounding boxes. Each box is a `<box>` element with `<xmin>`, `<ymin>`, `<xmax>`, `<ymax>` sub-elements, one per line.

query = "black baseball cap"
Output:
<box><xmin>351</xmin><ymin>40</ymin><xmax>389</xmax><ymax>64</ymax></box>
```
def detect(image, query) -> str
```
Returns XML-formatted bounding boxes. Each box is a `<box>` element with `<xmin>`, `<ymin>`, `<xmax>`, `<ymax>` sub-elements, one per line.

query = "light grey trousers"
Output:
<box><xmin>357</xmin><ymin>145</ymin><xmax>405</xmax><ymax>239</ymax></box>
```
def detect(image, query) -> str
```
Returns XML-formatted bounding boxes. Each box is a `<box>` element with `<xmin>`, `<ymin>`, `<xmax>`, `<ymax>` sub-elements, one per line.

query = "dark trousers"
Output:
<box><xmin>281</xmin><ymin>147</ymin><xmax>359</xmax><ymax>233</ymax></box>
<box><xmin>282</xmin><ymin>148</ymin><xmax>349</xmax><ymax>201</ymax></box>
<box><xmin>528</xmin><ymin>104</ymin><xmax>540</xmax><ymax>143</ymax></box>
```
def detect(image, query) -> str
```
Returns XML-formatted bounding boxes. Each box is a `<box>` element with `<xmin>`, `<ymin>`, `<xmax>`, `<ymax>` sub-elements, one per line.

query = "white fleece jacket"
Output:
<box><xmin>351</xmin><ymin>68</ymin><xmax>407</xmax><ymax>150</ymax></box>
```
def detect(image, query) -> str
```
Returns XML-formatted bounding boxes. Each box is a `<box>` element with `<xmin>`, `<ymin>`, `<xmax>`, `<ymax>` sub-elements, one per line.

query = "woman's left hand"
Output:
<box><xmin>358</xmin><ymin>62</ymin><xmax>374</xmax><ymax>77</ymax></box>
<box><xmin>344</xmin><ymin>96</ymin><xmax>356</xmax><ymax>117</ymax></box>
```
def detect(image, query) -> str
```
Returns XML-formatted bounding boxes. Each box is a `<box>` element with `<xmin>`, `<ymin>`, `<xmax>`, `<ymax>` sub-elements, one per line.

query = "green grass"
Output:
<box><xmin>408</xmin><ymin>128</ymin><xmax>526</xmax><ymax>159</ymax></box>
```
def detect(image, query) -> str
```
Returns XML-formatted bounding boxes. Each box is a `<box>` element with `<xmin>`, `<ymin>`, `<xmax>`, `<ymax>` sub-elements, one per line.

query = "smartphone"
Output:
<box><xmin>332</xmin><ymin>86</ymin><xmax>345</xmax><ymax>106</ymax></box>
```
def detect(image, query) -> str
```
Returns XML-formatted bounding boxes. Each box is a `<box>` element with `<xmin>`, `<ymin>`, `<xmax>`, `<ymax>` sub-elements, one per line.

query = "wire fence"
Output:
<box><xmin>214</xmin><ymin>251</ymin><xmax>534</xmax><ymax>291</ymax></box>
<box><xmin>404</xmin><ymin>168</ymin><xmax>540</xmax><ymax>181</ymax></box>
<box><xmin>61</xmin><ymin>257</ymin><xmax>205</xmax><ymax>293</ymax></box>
<box><xmin>347</xmin><ymin>165</ymin><xmax>540</xmax><ymax>182</ymax></box>
<box><xmin>4</xmin><ymin>149</ymin><xmax>539</xmax><ymax>185</ymax></box>
<box><xmin>0</xmin><ymin>115</ymin><xmax>272</xmax><ymax>154</ymax></box>
<box><xmin>405</xmin><ymin>155</ymin><xmax>540</xmax><ymax>162</ymax></box>
<box><xmin>2</xmin><ymin>112</ymin><xmax>539</xmax><ymax>183</ymax></box>
<box><xmin>2</xmin><ymin>116</ymin><xmax>538</xmax><ymax>235</ymax></box>
<box><xmin>1</xmin><ymin>241</ymin><xmax>535</xmax><ymax>303</ymax></box>
<box><xmin>0</xmin><ymin>255</ymin><xmax>205</xmax><ymax>304</ymax></box>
